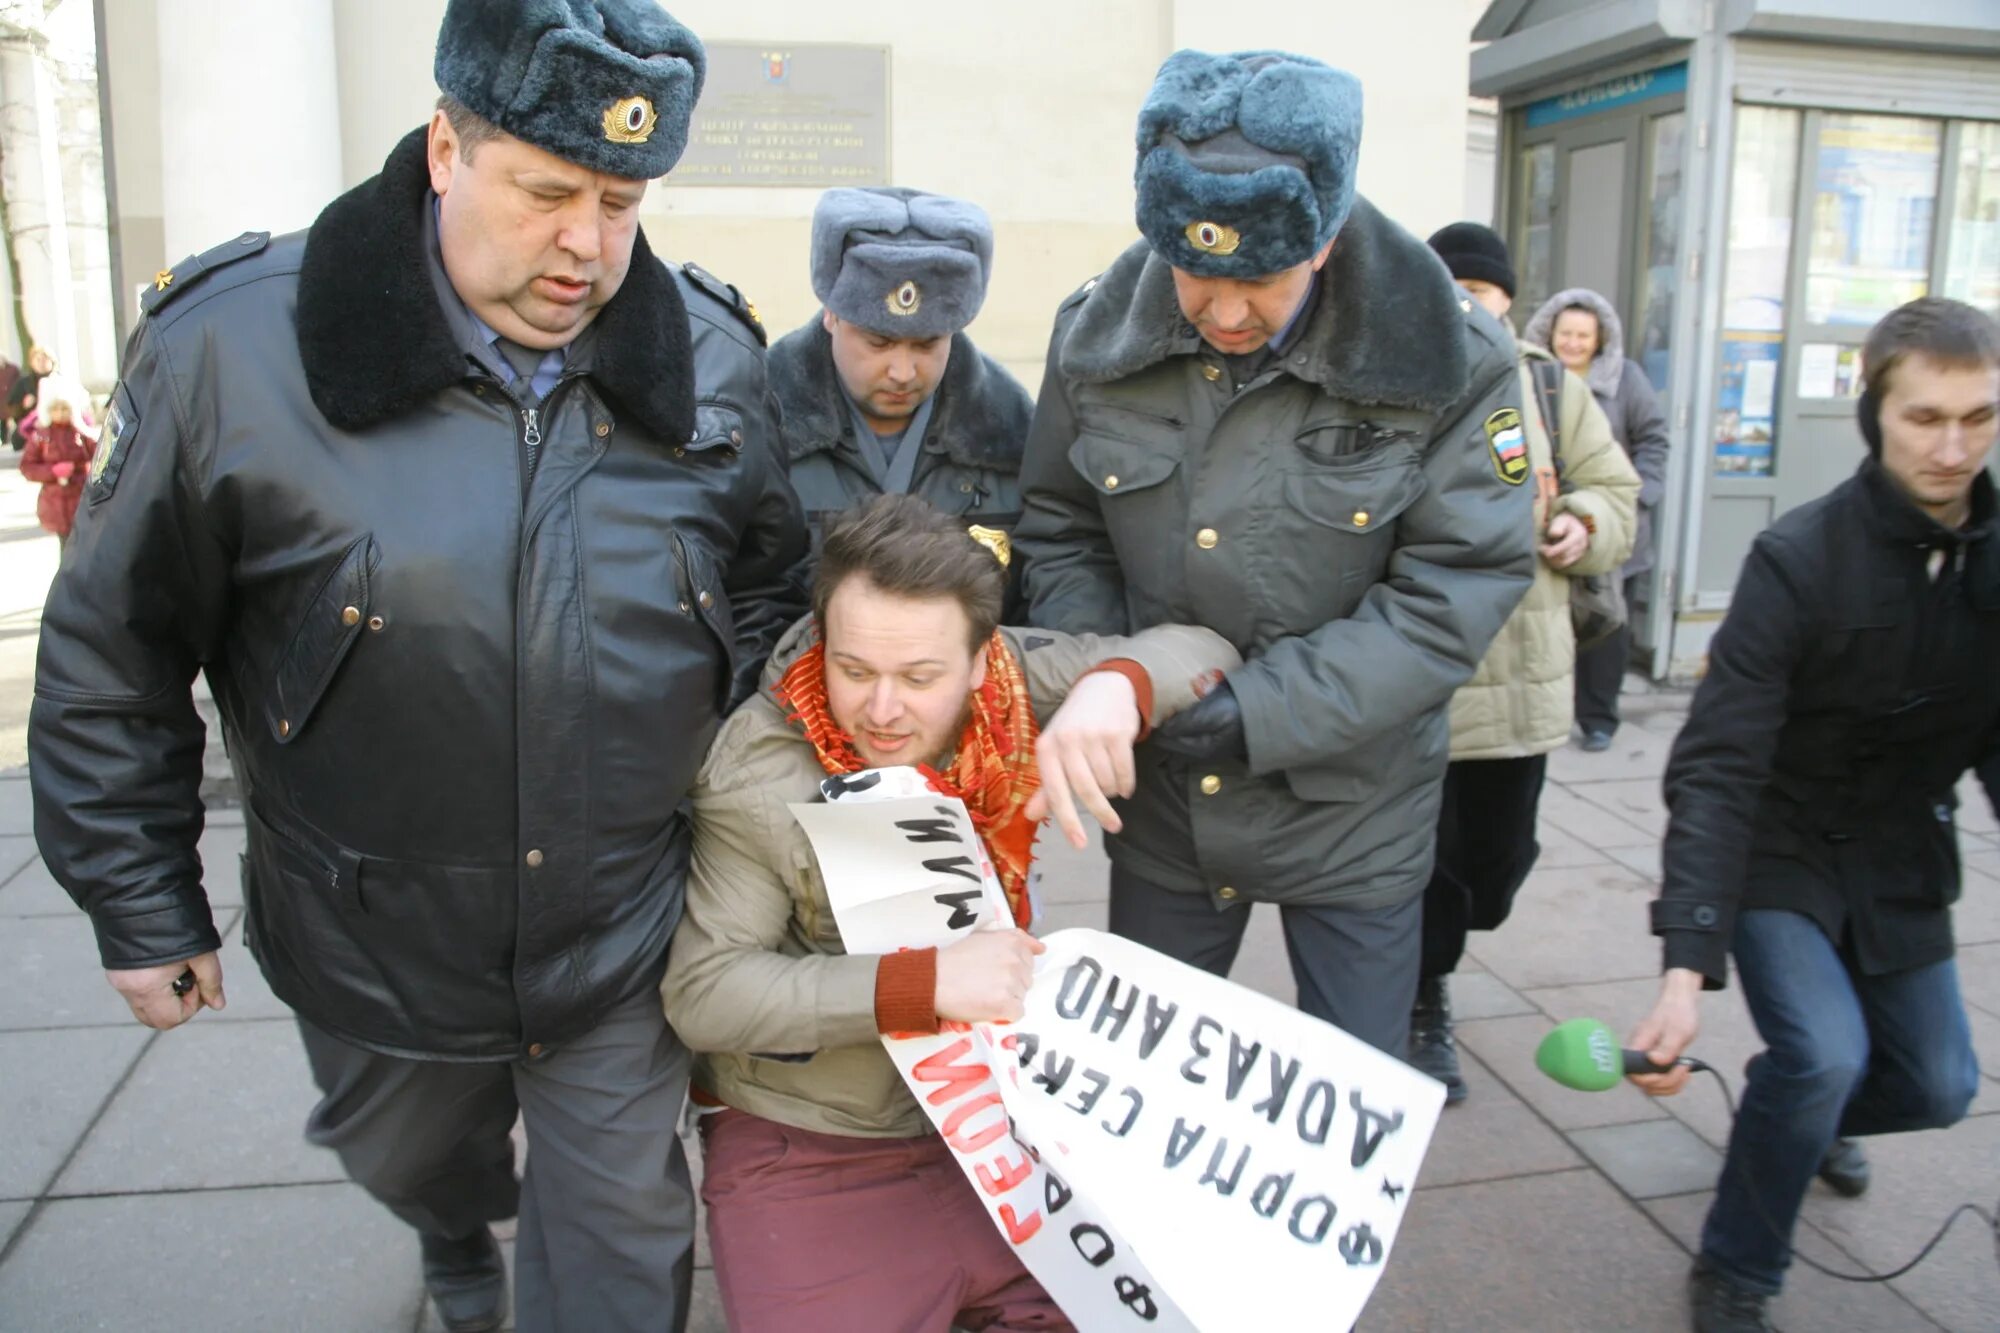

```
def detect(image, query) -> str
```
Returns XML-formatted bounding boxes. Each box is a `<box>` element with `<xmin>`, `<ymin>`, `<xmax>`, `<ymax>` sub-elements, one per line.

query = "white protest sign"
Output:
<box><xmin>994</xmin><ymin>930</ymin><xmax>1444</xmax><ymax>1332</ymax></box>
<box><xmin>791</xmin><ymin>767</ymin><xmax>1445</xmax><ymax>1331</ymax></box>
<box><xmin>793</xmin><ymin>768</ymin><xmax>1195</xmax><ymax>1332</ymax></box>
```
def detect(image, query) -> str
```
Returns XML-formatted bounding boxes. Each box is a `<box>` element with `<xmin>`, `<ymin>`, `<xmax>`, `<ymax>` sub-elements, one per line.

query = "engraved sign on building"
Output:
<box><xmin>675</xmin><ymin>43</ymin><xmax>891</xmax><ymax>187</ymax></box>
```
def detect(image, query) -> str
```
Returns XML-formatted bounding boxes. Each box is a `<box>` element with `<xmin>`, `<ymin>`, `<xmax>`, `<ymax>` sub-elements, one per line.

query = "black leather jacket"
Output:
<box><xmin>30</xmin><ymin>129</ymin><xmax>808</xmax><ymax>1059</ymax></box>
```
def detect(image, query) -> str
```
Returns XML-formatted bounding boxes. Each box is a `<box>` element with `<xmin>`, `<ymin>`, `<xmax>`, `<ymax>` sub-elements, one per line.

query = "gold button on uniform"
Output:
<box><xmin>1353</xmin><ymin>510</ymin><xmax>1370</xmax><ymax>528</ymax></box>
<box><xmin>1104</xmin><ymin>475</ymin><xmax>1120</xmax><ymax>490</ymax></box>
<box><xmin>1201</xmin><ymin>364</ymin><xmax>1222</xmax><ymax>382</ymax></box>
<box><xmin>594</xmin><ymin>421</ymin><xmax>611</xmax><ymax>438</ymax></box>
<box><xmin>1218</xmin><ymin>885</ymin><xmax>1238</xmax><ymax>901</ymax></box>
<box><xmin>528</xmin><ymin>1043</ymin><xmax>544</xmax><ymax>1057</ymax></box>
<box><xmin>698</xmin><ymin>590</ymin><xmax>714</xmax><ymax>610</ymax></box>
<box><xmin>367</xmin><ymin>616</ymin><xmax>385</xmax><ymax>632</ymax></box>
<box><xmin>341</xmin><ymin>606</ymin><xmax>360</xmax><ymax>627</ymax></box>
<box><xmin>278</xmin><ymin>719</ymin><xmax>291</xmax><ymax>738</ymax></box>
<box><xmin>1200</xmin><ymin>774</ymin><xmax>1222</xmax><ymax>795</ymax></box>
<box><xmin>1196</xmin><ymin>528</ymin><xmax>1219</xmax><ymax>550</ymax></box>
<box><xmin>525</xmin><ymin>849</ymin><xmax>545</xmax><ymax>869</ymax></box>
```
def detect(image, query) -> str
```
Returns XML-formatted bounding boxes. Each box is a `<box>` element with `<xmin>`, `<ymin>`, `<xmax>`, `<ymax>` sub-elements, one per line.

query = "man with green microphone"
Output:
<box><xmin>1626</xmin><ymin>297</ymin><xmax>2000</xmax><ymax>1333</ymax></box>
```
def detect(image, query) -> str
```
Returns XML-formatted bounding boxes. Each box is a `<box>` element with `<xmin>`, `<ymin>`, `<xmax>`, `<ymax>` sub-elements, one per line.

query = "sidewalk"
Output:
<box><xmin>3</xmin><ymin>546</ymin><xmax>1997</xmax><ymax>1328</ymax></box>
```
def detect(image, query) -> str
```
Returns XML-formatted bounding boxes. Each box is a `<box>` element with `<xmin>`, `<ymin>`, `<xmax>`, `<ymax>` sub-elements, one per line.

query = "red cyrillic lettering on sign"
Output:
<box><xmin>912</xmin><ymin>1036</ymin><xmax>987</xmax><ymax>1107</ymax></box>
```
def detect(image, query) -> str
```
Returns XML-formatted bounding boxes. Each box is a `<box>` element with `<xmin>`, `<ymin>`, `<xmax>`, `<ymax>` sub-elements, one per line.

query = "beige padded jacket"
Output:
<box><xmin>1448</xmin><ymin>343</ymin><xmax>1641</xmax><ymax>761</ymax></box>
<box><xmin>662</xmin><ymin>615</ymin><xmax>1241</xmax><ymax>1137</ymax></box>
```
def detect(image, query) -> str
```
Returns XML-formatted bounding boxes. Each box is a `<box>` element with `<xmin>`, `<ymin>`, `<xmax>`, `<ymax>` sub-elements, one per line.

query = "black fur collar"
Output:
<box><xmin>766</xmin><ymin>319</ymin><xmax>1030</xmax><ymax>470</ymax></box>
<box><xmin>297</xmin><ymin>127</ymin><xmax>694</xmax><ymax>443</ymax></box>
<box><xmin>1058</xmin><ymin>196</ymin><xmax>1469</xmax><ymax>413</ymax></box>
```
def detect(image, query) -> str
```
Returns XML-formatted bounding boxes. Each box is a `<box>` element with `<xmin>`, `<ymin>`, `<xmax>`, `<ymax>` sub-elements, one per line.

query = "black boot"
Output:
<box><xmin>1817</xmin><ymin>1137</ymin><xmax>1870</xmax><ymax>1197</ymax></box>
<box><xmin>1408</xmin><ymin>975</ymin><xmax>1467</xmax><ymax>1103</ymax></box>
<box><xmin>1688</xmin><ymin>1257</ymin><xmax>1775</xmax><ymax>1332</ymax></box>
<box><xmin>421</xmin><ymin>1228</ymin><xmax>507</xmax><ymax>1333</ymax></box>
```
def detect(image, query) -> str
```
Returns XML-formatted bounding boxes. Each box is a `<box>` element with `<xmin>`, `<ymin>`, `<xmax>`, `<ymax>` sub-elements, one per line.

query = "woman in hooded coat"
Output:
<box><xmin>1524</xmin><ymin>288</ymin><xmax>1670</xmax><ymax>749</ymax></box>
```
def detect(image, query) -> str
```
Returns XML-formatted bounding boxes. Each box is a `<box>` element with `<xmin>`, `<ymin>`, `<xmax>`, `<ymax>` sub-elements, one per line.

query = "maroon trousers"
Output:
<box><xmin>699</xmin><ymin>1108</ymin><xmax>1073</xmax><ymax>1333</ymax></box>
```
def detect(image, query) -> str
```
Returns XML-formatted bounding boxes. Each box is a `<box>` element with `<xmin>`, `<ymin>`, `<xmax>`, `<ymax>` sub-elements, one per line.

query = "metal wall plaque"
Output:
<box><xmin>675</xmin><ymin>43</ymin><xmax>891</xmax><ymax>187</ymax></box>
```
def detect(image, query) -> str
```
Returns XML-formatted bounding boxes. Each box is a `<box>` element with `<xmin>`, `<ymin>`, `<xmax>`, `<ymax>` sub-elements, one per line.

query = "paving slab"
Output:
<box><xmin>1568</xmin><ymin>777</ymin><xmax>1671</xmax><ymax>838</ymax></box>
<box><xmin>1037</xmin><ymin>900</ymin><xmax>1108</xmax><ymax>936</ymax></box>
<box><xmin>0</xmin><ymin>914</ymin><xmax>178</xmax><ymax>1031</ymax></box>
<box><xmin>1644</xmin><ymin>1190</ymin><xmax>1940</xmax><ymax>1332</ymax></box>
<box><xmin>1944</xmin><ymin>855</ymin><xmax>2000</xmax><ymax>946</ymax></box>
<box><xmin>0</xmin><ymin>1026</ymin><xmax>152</xmax><ymax>1200</ymax></box>
<box><xmin>1569</xmin><ymin>1118</ymin><xmax>1725</xmax><ymax>1200</ymax></box>
<box><xmin>0</xmin><ymin>775</ymin><xmax>29</xmax><ymax>836</ymax></box>
<box><xmin>1455</xmin><ymin>1011</ymin><xmax>1667</xmax><ymax>1131</ymax></box>
<box><xmin>1605</xmin><ymin>840</ymin><xmax>1664</xmax><ymax>883</ymax></box>
<box><xmin>0</xmin><ymin>1183</ymin><xmax>423</xmax><ymax>1333</ymax></box>
<box><xmin>1953</xmin><ymin>942</ymin><xmax>2000</xmax><ymax>1019</ymax></box>
<box><xmin>1546</xmin><ymin>718</ymin><xmax>1676</xmax><ymax>785</ymax></box>
<box><xmin>1537</xmin><ymin>780</ymin><xmax>1660</xmax><ymax>848</ymax></box>
<box><xmin>1031</xmin><ymin>821</ymin><xmax>1108</xmax><ymax>906</ymax></box>
<box><xmin>1531</xmin><ymin>819</ymin><xmax>1612</xmax><ymax>868</ymax></box>
<box><xmin>54</xmin><ymin>1018</ymin><xmax>342</xmax><ymax>1196</ymax></box>
<box><xmin>0</xmin><ymin>822</ymin><xmax>247</xmax><ymax>921</ymax></box>
<box><xmin>1444</xmin><ymin>968</ymin><xmax>1537</xmax><ymax>1022</ymax></box>
<box><xmin>1460</xmin><ymin>862</ymin><xmax>1661</xmax><ymax>991</ymax></box>
<box><xmin>1797</xmin><ymin>1113</ymin><xmax>2000</xmax><ymax>1333</ymax></box>
<box><xmin>1415</xmin><ymin>1049</ymin><xmax>1582</xmax><ymax>1189</ymax></box>
<box><xmin>1224</xmin><ymin>903</ymin><xmax>1296</xmax><ymax>1008</ymax></box>
<box><xmin>1366</xmin><ymin>1168</ymin><xmax>1688</xmax><ymax>1331</ymax></box>
<box><xmin>1956</xmin><ymin>775</ymin><xmax>1996</xmax><ymax>835</ymax></box>
<box><xmin>0</xmin><ymin>1199</ymin><xmax>27</xmax><ymax>1253</ymax></box>
<box><xmin>0</xmin><ymin>832</ymin><xmax>35</xmax><ymax>883</ymax></box>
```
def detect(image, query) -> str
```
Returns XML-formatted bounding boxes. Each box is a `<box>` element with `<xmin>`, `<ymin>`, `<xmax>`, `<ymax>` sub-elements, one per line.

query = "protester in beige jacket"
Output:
<box><xmin>663</xmin><ymin>494</ymin><xmax>1239</xmax><ymax>1332</ymax></box>
<box><xmin>1411</xmin><ymin>224</ymin><xmax>1642</xmax><ymax>1101</ymax></box>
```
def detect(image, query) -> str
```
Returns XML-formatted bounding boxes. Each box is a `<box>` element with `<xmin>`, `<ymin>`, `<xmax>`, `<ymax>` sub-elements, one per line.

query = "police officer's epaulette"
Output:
<box><xmin>1057</xmin><ymin>273</ymin><xmax>1103</xmax><ymax>314</ymax></box>
<box><xmin>679</xmin><ymin>261</ymin><xmax>766</xmax><ymax>347</ymax></box>
<box><xmin>139</xmin><ymin>231</ymin><xmax>271</xmax><ymax>317</ymax></box>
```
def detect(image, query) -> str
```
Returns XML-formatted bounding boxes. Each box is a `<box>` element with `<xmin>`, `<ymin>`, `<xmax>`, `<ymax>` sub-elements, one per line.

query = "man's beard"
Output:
<box><xmin>900</xmin><ymin>696</ymin><xmax>977</xmax><ymax>772</ymax></box>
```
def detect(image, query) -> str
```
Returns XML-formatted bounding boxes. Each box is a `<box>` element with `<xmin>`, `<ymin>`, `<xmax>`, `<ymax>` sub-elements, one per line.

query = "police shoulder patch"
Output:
<box><xmin>1484</xmin><ymin>407</ymin><xmax>1528</xmax><ymax>486</ymax></box>
<box><xmin>87</xmin><ymin>384</ymin><xmax>139</xmax><ymax>502</ymax></box>
<box><xmin>680</xmin><ymin>261</ymin><xmax>766</xmax><ymax>347</ymax></box>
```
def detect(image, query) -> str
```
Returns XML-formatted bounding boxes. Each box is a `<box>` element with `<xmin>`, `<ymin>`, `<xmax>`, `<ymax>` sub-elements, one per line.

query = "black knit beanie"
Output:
<box><xmin>1426</xmin><ymin>221</ymin><xmax>1516</xmax><ymax>297</ymax></box>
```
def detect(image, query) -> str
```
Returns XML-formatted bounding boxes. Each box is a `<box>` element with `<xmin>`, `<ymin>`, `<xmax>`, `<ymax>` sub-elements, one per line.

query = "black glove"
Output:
<box><xmin>1149</xmin><ymin>681</ymin><xmax>1247</xmax><ymax>763</ymax></box>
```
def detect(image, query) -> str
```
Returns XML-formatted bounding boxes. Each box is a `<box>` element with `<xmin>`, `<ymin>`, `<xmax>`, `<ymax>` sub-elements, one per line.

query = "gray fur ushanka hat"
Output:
<box><xmin>1135</xmin><ymin>50</ymin><xmax>1363</xmax><ymax>277</ymax></box>
<box><xmin>435</xmin><ymin>0</ymin><xmax>706</xmax><ymax>180</ymax></box>
<box><xmin>810</xmin><ymin>187</ymin><xmax>994</xmax><ymax>340</ymax></box>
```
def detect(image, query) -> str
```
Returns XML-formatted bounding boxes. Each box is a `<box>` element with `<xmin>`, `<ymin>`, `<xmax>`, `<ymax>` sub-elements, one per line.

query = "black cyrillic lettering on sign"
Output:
<box><xmin>895</xmin><ymin>809</ymin><xmax>964</xmax><ymax>844</ymax></box>
<box><xmin>1339</xmin><ymin>1222</ymin><xmax>1384</xmax><ymax>1267</ymax></box>
<box><xmin>1102</xmin><ymin>1087</ymin><xmax>1143</xmax><ymax>1138</ymax></box>
<box><xmin>1092</xmin><ymin>976</ymin><xmax>1138</xmax><ymax>1042</ymax></box>
<box><xmin>933</xmin><ymin>888</ymin><xmax>982</xmax><ymax>929</ymax></box>
<box><xmin>1349</xmin><ymin>1089</ymin><xmax>1405</xmax><ymax>1169</ymax></box>
<box><xmin>1164</xmin><ymin>1116</ymin><xmax>1204</xmax><ymax>1169</ymax></box>
<box><xmin>1380</xmin><ymin>1178</ymin><xmax>1405</xmax><ymax>1202</ymax></box>
<box><xmin>1296</xmin><ymin>1079</ymin><xmax>1337</xmax><ymax>1146</ymax></box>
<box><xmin>1066</xmin><ymin>1068</ymin><xmax>1111</xmax><ymax>1117</ymax></box>
<box><xmin>1138</xmin><ymin>994</ymin><xmax>1180</xmax><ymax>1059</ymax></box>
<box><xmin>923</xmin><ymin>855</ymin><xmax>981</xmax><ymax>883</ymax></box>
<box><xmin>1114</xmin><ymin>1277</ymin><xmax>1159</xmax><ymax>1322</ymax></box>
<box><xmin>1224</xmin><ymin>1032</ymin><xmax>1263</xmax><ymax>1102</ymax></box>
<box><xmin>1251</xmin><ymin>1171</ymin><xmax>1295</xmax><ymax>1219</ymax></box>
<box><xmin>1044</xmin><ymin>1168</ymin><xmax>1074</xmax><ymax>1215</ymax></box>
<box><xmin>1289</xmin><ymin>1195</ymin><xmax>1337</xmax><ymax>1245</ymax></box>
<box><xmin>1070</xmin><ymin>1223</ymin><xmax>1115</xmax><ymax>1267</ymax></box>
<box><xmin>821</xmin><ymin>771</ymin><xmax>882</xmax><ymax>799</ymax></box>
<box><xmin>1198</xmin><ymin>1138</ymin><xmax>1250</xmax><ymax>1197</ymax></box>
<box><xmin>1180</xmin><ymin>1016</ymin><xmax>1221</xmax><ymax>1085</ymax></box>
<box><xmin>1253</xmin><ymin>1053</ymin><xmax>1301</xmax><ymax>1125</ymax></box>
<box><xmin>1056</xmin><ymin>956</ymin><xmax>1102</xmax><ymax>1021</ymax></box>
<box><xmin>1033</xmin><ymin>1049</ymin><xmax>1074</xmax><ymax>1098</ymax></box>
<box><xmin>1010</xmin><ymin>1032</ymin><xmax>1041</xmax><ymax>1068</ymax></box>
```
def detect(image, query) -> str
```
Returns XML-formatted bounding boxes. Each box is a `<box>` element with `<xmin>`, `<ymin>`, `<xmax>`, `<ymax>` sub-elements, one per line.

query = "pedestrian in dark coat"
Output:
<box><xmin>1524</xmin><ymin>286</ymin><xmax>1670</xmax><ymax>748</ymax></box>
<box><xmin>28</xmin><ymin>4</ymin><xmax>807</xmax><ymax>1330</ymax></box>
<box><xmin>1626</xmin><ymin>298</ymin><xmax>1999</xmax><ymax>1333</ymax></box>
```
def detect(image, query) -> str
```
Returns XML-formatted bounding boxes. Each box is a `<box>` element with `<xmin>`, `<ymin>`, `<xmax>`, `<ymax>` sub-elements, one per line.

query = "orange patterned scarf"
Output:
<box><xmin>774</xmin><ymin>632</ymin><xmax>1041</xmax><ymax>928</ymax></box>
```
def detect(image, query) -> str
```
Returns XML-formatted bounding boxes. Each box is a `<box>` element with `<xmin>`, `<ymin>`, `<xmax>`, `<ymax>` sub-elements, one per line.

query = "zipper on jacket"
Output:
<box><xmin>520</xmin><ymin>406</ymin><xmax>543</xmax><ymax>480</ymax></box>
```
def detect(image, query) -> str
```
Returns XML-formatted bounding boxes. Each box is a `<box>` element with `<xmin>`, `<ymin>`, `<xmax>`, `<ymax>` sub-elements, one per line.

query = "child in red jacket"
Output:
<box><xmin>18</xmin><ymin>377</ymin><xmax>97</xmax><ymax>549</ymax></box>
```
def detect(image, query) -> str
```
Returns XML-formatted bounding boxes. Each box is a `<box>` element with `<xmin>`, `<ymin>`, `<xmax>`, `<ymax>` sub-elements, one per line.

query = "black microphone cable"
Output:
<box><xmin>1693</xmin><ymin>1064</ymin><xmax>2000</xmax><ymax>1283</ymax></box>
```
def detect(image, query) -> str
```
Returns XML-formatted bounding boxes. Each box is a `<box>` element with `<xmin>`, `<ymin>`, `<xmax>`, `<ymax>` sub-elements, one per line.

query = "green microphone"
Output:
<box><xmin>1535</xmin><ymin>1017</ymin><xmax>1706</xmax><ymax>1091</ymax></box>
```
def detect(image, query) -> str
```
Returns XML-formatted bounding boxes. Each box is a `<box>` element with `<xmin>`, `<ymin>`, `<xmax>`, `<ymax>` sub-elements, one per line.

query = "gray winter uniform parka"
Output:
<box><xmin>1014</xmin><ymin>198</ymin><xmax>1536</xmax><ymax>911</ymax></box>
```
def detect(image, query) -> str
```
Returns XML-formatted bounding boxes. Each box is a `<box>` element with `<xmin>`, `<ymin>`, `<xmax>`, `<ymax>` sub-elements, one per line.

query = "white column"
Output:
<box><xmin>155</xmin><ymin>0</ymin><xmax>343</xmax><ymax>261</ymax></box>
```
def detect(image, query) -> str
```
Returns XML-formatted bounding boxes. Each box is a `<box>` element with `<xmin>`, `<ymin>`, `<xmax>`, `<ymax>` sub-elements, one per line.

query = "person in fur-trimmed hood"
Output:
<box><xmin>1523</xmin><ymin>286</ymin><xmax>1671</xmax><ymax>750</ymax></box>
<box><xmin>1012</xmin><ymin>49</ymin><xmax>1536</xmax><ymax>1059</ymax></box>
<box><xmin>769</xmin><ymin>187</ymin><xmax>1033</xmax><ymax>587</ymax></box>
<box><xmin>28</xmin><ymin>2</ymin><xmax>807</xmax><ymax>1329</ymax></box>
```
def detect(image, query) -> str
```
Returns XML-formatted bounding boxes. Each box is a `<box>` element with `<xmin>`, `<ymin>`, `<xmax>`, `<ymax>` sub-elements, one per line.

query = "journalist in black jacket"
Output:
<box><xmin>1626</xmin><ymin>298</ymin><xmax>1998</xmax><ymax>1325</ymax></box>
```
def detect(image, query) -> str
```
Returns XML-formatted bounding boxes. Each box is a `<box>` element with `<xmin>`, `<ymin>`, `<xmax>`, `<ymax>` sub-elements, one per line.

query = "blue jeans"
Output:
<box><xmin>1700</xmin><ymin>909</ymin><xmax>1979</xmax><ymax>1293</ymax></box>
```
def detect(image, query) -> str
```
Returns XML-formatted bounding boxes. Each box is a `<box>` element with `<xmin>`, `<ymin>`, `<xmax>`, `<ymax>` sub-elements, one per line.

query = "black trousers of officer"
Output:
<box><xmin>1108</xmin><ymin>865</ymin><xmax>1423</xmax><ymax>1057</ymax></box>
<box><xmin>1419</xmin><ymin>755</ymin><xmax>1549</xmax><ymax>980</ymax></box>
<box><xmin>297</xmin><ymin>987</ymin><xmax>694</xmax><ymax>1333</ymax></box>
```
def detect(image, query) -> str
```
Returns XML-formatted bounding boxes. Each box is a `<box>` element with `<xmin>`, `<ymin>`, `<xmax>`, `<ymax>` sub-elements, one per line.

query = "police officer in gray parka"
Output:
<box><xmin>1013</xmin><ymin>50</ymin><xmax>1535</xmax><ymax>1056</ymax></box>
<box><xmin>28</xmin><ymin>3</ymin><xmax>807</xmax><ymax>1331</ymax></box>
<box><xmin>768</xmin><ymin>187</ymin><xmax>1033</xmax><ymax>563</ymax></box>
